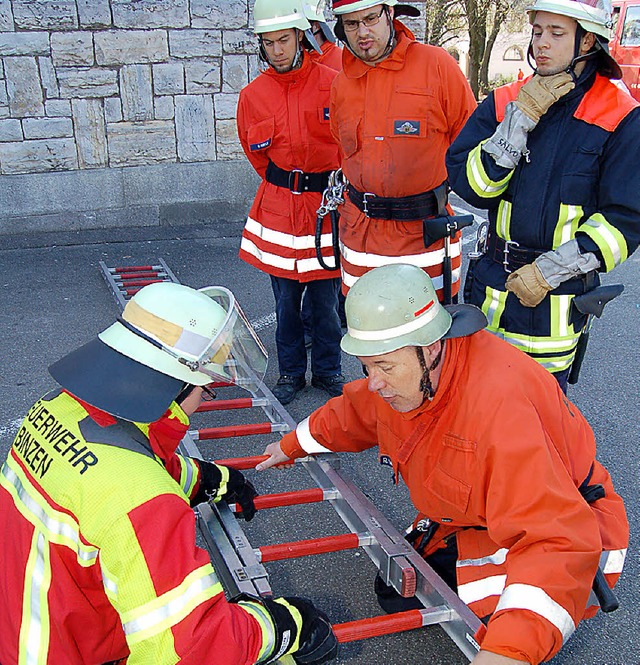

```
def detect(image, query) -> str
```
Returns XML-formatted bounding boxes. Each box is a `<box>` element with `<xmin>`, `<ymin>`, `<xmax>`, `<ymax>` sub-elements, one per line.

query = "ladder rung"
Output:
<box><xmin>196</xmin><ymin>423</ymin><xmax>285</xmax><ymax>439</ymax></box>
<box><xmin>258</xmin><ymin>533</ymin><xmax>362</xmax><ymax>562</ymax></box>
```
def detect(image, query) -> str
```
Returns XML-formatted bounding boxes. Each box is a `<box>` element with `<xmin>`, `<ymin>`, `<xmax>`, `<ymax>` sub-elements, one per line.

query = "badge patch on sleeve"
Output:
<box><xmin>250</xmin><ymin>138</ymin><xmax>271</xmax><ymax>151</ymax></box>
<box><xmin>394</xmin><ymin>120</ymin><xmax>420</xmax><ymax>135</ymax></box>
<box><xmin>323</xmin><ymin>107</ymin><xmax>330</xmax><ymax>121</ymax></box>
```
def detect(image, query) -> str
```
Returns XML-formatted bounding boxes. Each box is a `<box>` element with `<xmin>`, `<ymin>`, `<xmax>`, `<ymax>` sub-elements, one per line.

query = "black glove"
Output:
<box><xmin>193</xmin><ymin>460</ymin><xmax>258</xmax><ymax>521</ymax></box>
<box><xmin>260</xmin><ymin>596</ymin><xmax>338</xmax><ymax>665</ymax></box>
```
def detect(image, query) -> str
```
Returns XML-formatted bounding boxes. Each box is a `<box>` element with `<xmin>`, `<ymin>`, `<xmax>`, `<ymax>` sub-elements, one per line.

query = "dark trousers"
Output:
<box><xmin>270</xmin><ymin>275</ymin><xmax>342</xmax><ymax>378</ymax></box>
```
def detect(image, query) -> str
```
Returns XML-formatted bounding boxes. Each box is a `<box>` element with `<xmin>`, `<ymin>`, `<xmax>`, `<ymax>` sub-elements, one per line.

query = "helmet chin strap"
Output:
<box><xmin>416</xmin><ymin>341</ymin><xmax>445</xmax><ymax>402</ymax></box>
<box><xmin>258</xmin><ymin>30</ymin><xmax>305</xmax><ymax>71</ymax></box>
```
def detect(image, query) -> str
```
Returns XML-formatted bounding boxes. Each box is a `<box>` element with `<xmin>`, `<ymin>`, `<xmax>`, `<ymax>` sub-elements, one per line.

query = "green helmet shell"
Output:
<box><xmin>341</xmin><ymin>264</ymin><xmax>452</xmax><ymax>357</ymax></box>
<box><xmin>254</xmin><ymin>0</ymin><xmax>312</xmax><ymax>33</ymax></box>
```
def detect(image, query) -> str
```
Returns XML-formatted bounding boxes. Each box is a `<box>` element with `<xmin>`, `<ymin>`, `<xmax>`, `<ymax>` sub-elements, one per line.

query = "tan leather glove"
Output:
<box><xmin>505</xmin><ymin>262</ymin><xmax>553</xmax><ymax>307</ymax></box>
<box><xmin>515</xmin><ymin>72</ymin><xmax>575</xmax><ymax>123</ymax></box>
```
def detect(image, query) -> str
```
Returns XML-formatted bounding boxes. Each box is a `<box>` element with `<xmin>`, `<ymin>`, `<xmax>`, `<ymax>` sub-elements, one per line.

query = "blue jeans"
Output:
<box><xmin>270</xmin><ymin>276</ymin><xmax>342</xmax><ymax>378</ymax></box>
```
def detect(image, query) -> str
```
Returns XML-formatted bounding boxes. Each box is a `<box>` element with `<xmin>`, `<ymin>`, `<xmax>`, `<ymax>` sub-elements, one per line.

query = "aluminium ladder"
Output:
<box><xmin>98</xmin><ymin>260</ymin><xmax>483</xmax><ymax>661</ymax></box>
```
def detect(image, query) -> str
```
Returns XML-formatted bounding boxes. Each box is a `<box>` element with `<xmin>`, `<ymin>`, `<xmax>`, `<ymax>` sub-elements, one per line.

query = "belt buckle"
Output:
<box><xmin>503</xmin><ymin>239</ymin><xmax>520</xmax><ymax>273</ymax></box>
<box><xmin>289</xmin><ymin>169</ymin><xmax>303</xmax><ymax>195</ymax></box>
<box><xmin>362</xmin><ymin>192</ymin><xmax>374</xmax><ymax>217</ymax></box>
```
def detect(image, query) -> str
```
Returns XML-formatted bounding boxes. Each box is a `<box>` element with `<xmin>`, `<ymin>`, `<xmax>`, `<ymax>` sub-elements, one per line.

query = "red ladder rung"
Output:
<box><xmin>115</xmin><ymin>271</ymin><xmax>161</xmax><ymax>280</ymax></box>
<box><xmin>196</xmin><ymin>398</ymin><xmax>256</xmax><ymax>412</ymax></box>
<box><xmin>332</xmin><ymin>609</ymin><xmax>426</xmax><ymax>643</ymax></box>
<box><xmin>112</xmin><ymin>265</ymin><xmax>159</xmax><ymax>272</ymax></box>
<box><xmin>197</xmin><ymin>423</ymin><xmax>274</xmax><ymax>439</ymax></box>
<box><xmin>259</xmin><ymin>533</ymin><xmax>360</xmax><ymax>562</ymax></box>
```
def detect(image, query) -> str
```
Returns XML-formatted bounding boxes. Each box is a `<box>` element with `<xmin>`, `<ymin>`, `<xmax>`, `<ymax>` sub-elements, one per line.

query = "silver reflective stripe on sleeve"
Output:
<box><xmin>457</xmin><ymin>574</ymin><xmax>507</xmax><ymax>605</ymax></box>
<box><xmin>456</xmin><ymin>547</ymin><xmax>508</xmax><ymax>569</ymax></box>
<box><xmin>495</xmin><ymin>583</ymin><xmax>576</xmax><ymax>642</ymax></box>
<box><xmin>296</xmin><ymin>417</ymin><xmax>332</xmax><ymax>454</ymax></box>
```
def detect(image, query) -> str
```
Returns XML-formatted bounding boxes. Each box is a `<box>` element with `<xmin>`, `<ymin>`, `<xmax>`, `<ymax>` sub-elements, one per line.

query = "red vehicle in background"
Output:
<box><xmin>610</xmin><ymin>0</ymin><xmax>640</xmax><ymax>100</ymax></box>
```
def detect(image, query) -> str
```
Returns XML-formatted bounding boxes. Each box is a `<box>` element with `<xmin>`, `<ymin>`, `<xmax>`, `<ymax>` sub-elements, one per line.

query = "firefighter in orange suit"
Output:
<box><xmin>0</xmin><ymin>282</ymin><xmax>338</xmax><ymax>665</ymax></box>
<box><xmin>304</xmin><ymin>0</ymin><xmax>343</xmax><ymax>70</ymax></box>
<box><xmin>257</xmin><ymin>264</ymin><xmax>628</xmax><ymax>665</ymax></box>
<box><xmin>329</xmin><ymin>0</ymin><xmax>477</xmax><ymax>301</ymax></box>
<box><xmin>237</xmin><ymin>0</ymin><xmax>345</xmax><ymax>405</ymax></box>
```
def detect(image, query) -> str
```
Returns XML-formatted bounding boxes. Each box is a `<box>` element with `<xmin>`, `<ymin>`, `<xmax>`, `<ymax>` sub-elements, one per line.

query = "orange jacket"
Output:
<box><xmin>280</xmin><ymin>331</ymin><xmax>628</xmax><ymax>664</ymax></box>
<box><xmin>310</xmin><ymin>40</ymin><xmax>343</xmax><ymax>71</ymax></box>
<box><xmin>329</xmin><ymin>21</ymin><xmax>477</xmax><ymax>296</ymax></box>
<box><xmin>237</xmin><ymin>53</ymin><xmax>341</xmax><ymax>282</ymax></box>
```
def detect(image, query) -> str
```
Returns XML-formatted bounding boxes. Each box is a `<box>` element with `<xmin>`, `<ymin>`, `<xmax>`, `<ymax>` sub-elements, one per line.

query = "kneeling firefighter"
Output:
<box><xmin>0</xmin><ymin>281</ymin><xmax>337</xmax><ymax>665</ymax></box>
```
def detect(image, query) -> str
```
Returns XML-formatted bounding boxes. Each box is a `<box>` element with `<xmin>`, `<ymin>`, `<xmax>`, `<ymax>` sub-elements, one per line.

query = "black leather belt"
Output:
<box><xmin>347</xmin><ymin>184</ymin><xmax>439</xmax><ymax>220</ymax></box>
<box><xmin>265</xmin><ymin>161</ymin><xmax>331</xmax><ymax>194</ymax></box>
<box><xmin>487</xmin><ymin>233</ymin><xmax>545</xmax><ymax>273</ymax></box>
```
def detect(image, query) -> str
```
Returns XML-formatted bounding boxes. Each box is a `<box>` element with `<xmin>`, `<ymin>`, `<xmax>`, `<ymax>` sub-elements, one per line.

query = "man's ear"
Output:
<box><xmin>581</xmin><ymin>31</ymin><xmax>597</xmax><ymax>54</ymax></box>
<box><xmin>425</xmin><ymin>340</ymin><xmax>442</xmax><ymax>365</ymax></box>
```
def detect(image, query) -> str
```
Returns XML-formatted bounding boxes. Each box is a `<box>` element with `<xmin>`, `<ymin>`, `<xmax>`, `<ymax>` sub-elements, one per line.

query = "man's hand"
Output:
<box><xmin>515</xmin><ymin>72</ymin><xmax>575</xmax><ymax>123</ymax></box>
<box><xmin>256</xmin><ymin>441</ymin><xmax>292</xmax><ymax>471</ymax></box>
<box><xmin>505</xmin><ymin>262</ymin><xmax>552</xmax><ymax>307</ymax></box>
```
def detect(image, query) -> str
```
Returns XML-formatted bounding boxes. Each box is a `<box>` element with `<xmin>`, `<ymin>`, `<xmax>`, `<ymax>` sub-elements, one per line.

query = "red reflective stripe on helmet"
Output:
<box><xmin>414</xmin><ymin>300</ymin><xmax>434</xmax><ymax>318</ymax></box>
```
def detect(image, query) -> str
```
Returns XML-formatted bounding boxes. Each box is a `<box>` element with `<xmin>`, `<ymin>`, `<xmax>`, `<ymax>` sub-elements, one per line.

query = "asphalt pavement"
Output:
<box><xmin>0</xmin><ymin>206</ymin><xmax>638</xmax><ymax>664</ymax></box>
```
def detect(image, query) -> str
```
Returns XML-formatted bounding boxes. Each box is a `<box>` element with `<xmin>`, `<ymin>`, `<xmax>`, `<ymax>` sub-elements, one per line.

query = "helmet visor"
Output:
<box><xmin>197</xmin><ymin>287</ymin><xmax>268</xmax><ymax>392</ymax></box>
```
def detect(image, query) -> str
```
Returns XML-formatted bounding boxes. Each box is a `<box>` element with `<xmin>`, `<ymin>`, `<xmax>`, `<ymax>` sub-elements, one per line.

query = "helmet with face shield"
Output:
<box><xmin>49</xmin><ymin>282</ymin><xmax>268</xmax><ymax>423</ymax></box>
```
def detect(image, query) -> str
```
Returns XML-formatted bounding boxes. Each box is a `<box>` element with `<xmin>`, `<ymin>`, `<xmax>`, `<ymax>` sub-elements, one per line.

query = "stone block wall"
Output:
<box><xmin>0</xmin><ymin>0</ymin><xmax>262</xmax><ymax>176</ymax></box>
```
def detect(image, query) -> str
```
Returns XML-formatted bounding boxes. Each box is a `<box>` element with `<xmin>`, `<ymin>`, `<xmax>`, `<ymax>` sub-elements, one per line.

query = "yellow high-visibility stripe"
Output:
<box><xmin>466</xmin><ymin>142</ymin><xmax>513</xmax><ymax>198</ymax></box>
<box><xmin>18</xmin><ymin>530</ymin><xmax>52</xmax><ymax>665</ymax></box>
<box><xmin>121</xmin><ymin>564</ymin><xmax>222</xmax><ymax>645</ymax></box>
<box><xmin>580</xmin><ymin>214</ymin><xmax>628</xmax><ymax>271</ymax></box>
<box><xmin>1</xmin><ymin>456</ymin><xmax>98</xmax><ymax>566</ymax></box>
<box><xmin>553</xmin><ymin>204</ymin><xmax>582</xmax><ymax>249</ymax></box>
<box><xmin>495</xmin><ymin>200</ymin><xmax>512</xmax><ymax>241</ymax></box>
<box><xmin>178</xmin><ymin>456</ymin><xmax>199</xmax><ymax>498</ymax></box>
<box><xmin>550</xmin><ymin>294</ymin><xmax>575</xmax><ymax>339</ymax></box>
<box><xmin>481</xmin><ymin>287</ymin><xmax>508</xmax><ymax>330</ymax></box>
<box><xmin>238</xmin><ymin>600</ymin><xmax>277</xmax><ymax>662</ymax></box>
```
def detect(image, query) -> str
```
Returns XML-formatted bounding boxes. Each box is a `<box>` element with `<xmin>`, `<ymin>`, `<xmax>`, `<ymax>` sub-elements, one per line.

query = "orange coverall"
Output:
<box><xmin>279</xmin><ymin>331</ymin><xmax>628</xmax><ymax>664</ymax></box>
<box><xmin>310</xmin><ymin>40</ymin><xmax>343</xmax><ymax>71</ymax></box>
<box><xmin>237</xmin><ymin>53</ymin><xmax>341</xmax><ymax>282</ymax></box>
<box><xmin>330</xmin><ymin>21</ymin><xmax>477</xmax><ymax>297</ymax></box>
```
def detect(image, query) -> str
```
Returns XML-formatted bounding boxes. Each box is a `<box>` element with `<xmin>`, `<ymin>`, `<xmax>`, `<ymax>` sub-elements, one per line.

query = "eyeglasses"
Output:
<box><xmin>342</xmin><ymin>7</ymin><xmax>386</xmax><ymax>32</ymax></box>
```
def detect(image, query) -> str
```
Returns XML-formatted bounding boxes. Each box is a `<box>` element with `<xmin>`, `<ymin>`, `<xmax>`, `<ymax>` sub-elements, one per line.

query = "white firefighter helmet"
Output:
<box><xmin>331</xmin><ymin>0</ymin><xmax>419</xmax><ymax>16</ymax></box>
<box><xmin>341</xmin><ymin>264</ymin><xmax>486</xmax><ymax>357</ymax></box>
<box><xmin>253</xmin><ymin>0</ymin><xmax>322</xmax><ymax>54</ymax></box>
<box><xmin>526</xmin><ymin>0</ymin><xmax>614</xmax><ymax>39</ymax></box>
<box><xmin>49</xmin><ymin>282</ymin><xmax>268</xmax><ymax>422</ymax></box>
<box><xmin>526</xmin><ymin>0</ymin><xmax>622</xmax><ymax>77</ymax></box>
<box><xmin>302</xmin><ymin>0</ymin><xmax>337</xmax><ymax>41</ymax></box>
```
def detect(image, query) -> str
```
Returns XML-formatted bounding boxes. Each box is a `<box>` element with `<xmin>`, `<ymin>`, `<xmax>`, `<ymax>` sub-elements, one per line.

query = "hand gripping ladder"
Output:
<box><xmin>99</xmin><ymin>260</ymin><xmax>483</xmax><ymax>661</ymax></box>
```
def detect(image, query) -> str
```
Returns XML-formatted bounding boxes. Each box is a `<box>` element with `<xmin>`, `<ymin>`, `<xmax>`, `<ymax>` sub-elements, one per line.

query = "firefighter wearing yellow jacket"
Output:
<box><xmin>0</xmin><ymin>282</ymin><xmax>337</xmax><ymax>665</ymax></box>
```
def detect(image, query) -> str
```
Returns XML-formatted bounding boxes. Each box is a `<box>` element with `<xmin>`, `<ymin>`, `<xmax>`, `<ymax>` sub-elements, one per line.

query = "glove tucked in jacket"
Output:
<box><xmin>192</xmin><ymin>459</ymin><xmax>258</xmax><ymax>521</ymax></box>
<box><xmin>506</xmin><ymin>239</ymin><xmax>601</xmax><ymax>307</ymax></box>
